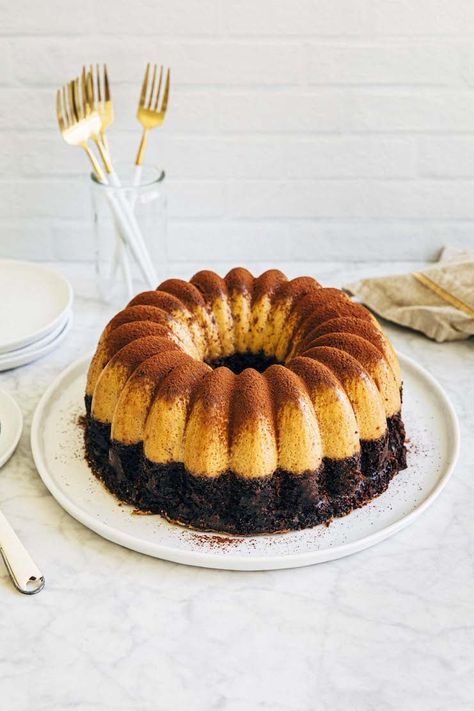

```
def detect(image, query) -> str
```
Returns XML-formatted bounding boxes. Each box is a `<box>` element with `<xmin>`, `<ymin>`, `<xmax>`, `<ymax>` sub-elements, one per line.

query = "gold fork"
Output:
<box><xmin>81</xmin><ymin>64</ymin><xmax>134</xmax><ymax>294</ymax></box>
<box><xmin>135</xmin><ymin>63</ymin><xmax>170</xmax><ymax>169</ymax></box>
<box><xmin>93</xmin><ymin>63</ymin><xmax>113</xmax><ymax>155</ymax></box>
<box><xmin>56</xmin><ymin>81</ymin><xmax>105</xmax><ymax>181</ymax></box>
<box><xmin>57</xmin><ymin>76</ymin><xmax>155</xmax><ymax>288</ymax></box>
<box><xmin>80</xmin><ymin>66</ymin><xmax>158</xmax><ymax>285</ymax></box>
<box><xmin>82</xmin><ymin>64</ymin><xmax>157</xmax><ymax>283</ymax></box>
<box><xmin>80</xmin><ymin>67</ymin><xmax>112</xmax><ymax>174</ymax></box>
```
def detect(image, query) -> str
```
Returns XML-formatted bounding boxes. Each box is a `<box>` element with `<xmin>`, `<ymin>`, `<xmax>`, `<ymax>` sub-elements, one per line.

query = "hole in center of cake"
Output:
<box><xmin>207</xmin><ymin>351</ymin><xmax>281</xmax><ymax>374</ymax></box>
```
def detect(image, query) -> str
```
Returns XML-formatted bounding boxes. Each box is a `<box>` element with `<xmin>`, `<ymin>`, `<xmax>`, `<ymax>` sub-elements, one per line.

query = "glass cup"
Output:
<box><xmin>91</xmin><ymin>164</ymin><xmax>167</xmax><ymax>306</ymax></box>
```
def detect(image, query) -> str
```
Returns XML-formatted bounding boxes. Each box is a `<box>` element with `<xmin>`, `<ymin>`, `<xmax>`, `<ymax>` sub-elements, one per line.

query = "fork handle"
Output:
<box><xmin>82</xmin><ymin>143</ymin><xmax>106</xmax><ymax>182</ymax></box>
<box><xmin>107</xmin><ymin>170</ymin><xmax>157</xmax><ymax>285</ymax></box>
<box><xmin>127</xmin><ymin>164</ymin><xmax>143</xmax><ymax>212</ymax></box>
<box><xmin>135</xmin><ymin>128</ymin><xmax>149</xmax><ymax>167</ymax></box>
<box><xmin>107</xmin><ymin>192</ymin><xmax>156</xmax><ymax>287</ymax></box>
<box><xmin>0</xmin><ymin>510</ymin><xmax>45</xmax><ymax>595</ymax></box>
<box><xmin>132</xmin><ymin>164</ymin><xmax>142</xmax><ymax>187</ymax></box>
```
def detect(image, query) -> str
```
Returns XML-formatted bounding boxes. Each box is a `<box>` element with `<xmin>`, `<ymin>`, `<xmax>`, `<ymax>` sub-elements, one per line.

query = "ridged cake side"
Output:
<box><xmin>84</xmin><ymin>268</ymin><xmax>407</xmax><ymax>534</ymax></box>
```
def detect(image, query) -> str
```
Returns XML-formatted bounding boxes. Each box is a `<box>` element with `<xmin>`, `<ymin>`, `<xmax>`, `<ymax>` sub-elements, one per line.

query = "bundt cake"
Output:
<box><xmin>84</xmin><ymin>268</ymin><xmax>407</xmax><ymax>535</ymax></box>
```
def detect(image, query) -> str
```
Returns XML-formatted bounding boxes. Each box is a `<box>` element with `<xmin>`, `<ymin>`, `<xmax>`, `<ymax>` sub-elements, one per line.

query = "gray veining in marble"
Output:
<box><xmin>0</xmin><ymin>261</ymin><xmax>472</xmax><ymax>711</ymax></box>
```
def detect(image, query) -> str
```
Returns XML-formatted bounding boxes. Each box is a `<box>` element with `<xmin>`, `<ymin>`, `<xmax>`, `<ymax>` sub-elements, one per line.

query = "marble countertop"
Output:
<box><xmin>0</xmin><ymin>261</ymin><xmax>472</xmax><ymax>711</ymax></box>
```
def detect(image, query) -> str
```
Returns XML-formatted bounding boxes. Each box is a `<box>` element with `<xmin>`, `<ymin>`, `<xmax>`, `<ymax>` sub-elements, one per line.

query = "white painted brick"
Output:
<box><xmin>373</xmin><ymin>0</ymin><xmax>474</xmax><ymax>36</ymax></box>
<box><xmin>350</xmin><ymin>90</ymin><xmax>474</xmax><ymax>132</ymax></box>
<box><xmin>0</xmin><ymin>89</ymin><xmax>52</xmax><ymax>129</ymax></box>
<box><xmin>11</xmin><ymin>37</ymin><xmax>162</xmax><ymax>86</ymax></box>
<box><xmin>11</xmin><ymin>36</ymin><xmax>149</xmax><ymax>87</ymax></box>
<box><xmin>0</xmin><ymin>0</ymin><xmax>95</xmax><ymax>34</ymax></box>
<box><xmin>418</xmin><ymin>137</ymin><xmax>474</xmax><ymax>177</ymax></box>
<box><xmin>0</xmin><ymin>180</ymin><xmax>88</xmax><ymax>219</ymax></box>
<box><xmin>219</xmin><ymin>90</ymin><xmax>474</xmax><ymax>133</ymax></box>
<box><xmin>219</xmin><ymin>91</ymin><xmax>349</xmax><ymax>133</ymax></box>
<box><xmin>224</xmin><ymin>0</ymin><xmax>371</xmax><ymax>37</ymax></box>
<box><xmin>0</xmin><ymin>132</ymin><xmax>21</xmax><ymax>173</ymax></box>
<box><xmin>167</xmin><ymin>220</ymin><xmax>474</xmax><ymax>262</ymax></box>
<box><xmin>228</xmin><ymin>179</ymin><xmax>474</xmax><ymax>219</ymax></box>
<box><xmin>51</xmin><ymin>221</ymin><xmax>93</xmax><ymax>261</ymax></box>
<box><xmin>17</xmin><ymin>133</ymin><xmax>85</xmax><ymax>176</ymax></box>
<box><xmin>92</xmin><ymin>0</ymin><xmax>219</xmax><ymax>36</ymax></box>
<box><xmin>306</xmin><ymin>44</ymin><xmax>459</xmax><ymax>86</ymax></box>
<box><xmin>167</xmin><ymin>222</ymin><xmax>293</xmax><ymax>262</ymax></box>
<box><xmin>0</xmin><ymin>220</ymin><xmax>54</xmax><ymax>260</ymax></box>
<box><xmin>460</xmin><ymin>49</ymin><xmax>474</xmax><ymax>87</ymax></box>
<box><xmin>165</xmin><ymin>42</ymin><xmax>301</xmax><ymax>86</ymax></box>
<box><xmin>152</xmin><ymin>136</ymin><xmax>416</xmax><ymax>179</ymax></box>
<box><xmin>13</xmin><ymin>39</ymin><xmax>301</xmax><ymax>87</ymax></box>
<box><xmin>110</xmin><ymin>133</ymin><xmax>417</xmax><ymax>179</ymax></box>
<box><xmin>167</xmin><ymin>180</ymin><xmax>226</xmax><ymax>218</ymax></box>
<box><xmin>0</xmin><ymin>41</ymin><xmax>12</xmax><ymax>86</ymax></box>
<box><xmin>287</xmin><ymin>221</ymin><xmax>474</xmax><ymax>260</ymax></box>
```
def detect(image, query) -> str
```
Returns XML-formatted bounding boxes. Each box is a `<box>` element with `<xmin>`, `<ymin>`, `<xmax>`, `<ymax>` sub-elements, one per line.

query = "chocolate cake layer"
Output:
<box><xmin>84</xmin><ymin>406</ymin><xmax>407</xmax><ymax>535</ymax></box>
<box><xmin>207</xmin><ymin>350</ymin><xmax>280</xmax><ymax>374</ymax></box>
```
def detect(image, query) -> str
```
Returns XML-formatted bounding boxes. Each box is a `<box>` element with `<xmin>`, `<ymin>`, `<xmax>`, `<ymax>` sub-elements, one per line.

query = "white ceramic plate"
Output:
<box><xmin>0</xmin><ymin>314</ymin><xmax>72</xmax><ymax>372</ymax></box>
<box><xmin>0</xmin><ymin>309</ymin><xmax>71</xmax><ymax>361</ymax></box>
<box><xmin>0</xmin><ymin>389</ymin><xmax>23</xmax><ymax>469</ymax></box>
<box><xmin>0</xmin><ymin>260</ymin><xmax>73</xmax><ymax>354</ymax></box>
<box><xmin>31</xmin><ymin>353</ymin><xmax>459</xmax><ymax>571</ymax></box>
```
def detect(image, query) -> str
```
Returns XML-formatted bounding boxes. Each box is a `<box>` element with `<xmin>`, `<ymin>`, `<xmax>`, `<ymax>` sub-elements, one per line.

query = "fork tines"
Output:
<box><xmin>138</xmin><ymin>62</ymin><xmax>170</xmax><ymax>114</ymax></box>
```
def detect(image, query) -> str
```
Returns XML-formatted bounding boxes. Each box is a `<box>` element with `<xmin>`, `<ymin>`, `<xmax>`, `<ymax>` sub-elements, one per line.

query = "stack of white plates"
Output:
<box><xmin>0</xmin><ymin>260</ymin><xmax>73</xmax><ymax>372</ymax></box>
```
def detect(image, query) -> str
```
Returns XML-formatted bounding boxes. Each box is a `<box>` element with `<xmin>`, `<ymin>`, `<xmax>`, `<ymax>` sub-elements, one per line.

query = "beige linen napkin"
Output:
<box><xmin>345</xmin><ymin>247</ymin><xmax>474</xmax><ymax>342</ymax></box>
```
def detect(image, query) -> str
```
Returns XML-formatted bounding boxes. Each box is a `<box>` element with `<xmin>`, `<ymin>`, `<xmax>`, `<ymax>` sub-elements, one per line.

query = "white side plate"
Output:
<box><xmin>0</xmin><ymin>260</ymin><xmax>73</xmax><ymax>354</ymax></box>
<box><xmin>0</xmin><ymin>390</ymin><xmax>23</xmax><ymax>469</ymax></box>
<box><xmin>0</xmin><ymin>314</ymin><xmax>72</xmax><ymax>372</ymax></box>
<box><xmin>31</xmin><ymin>353</ymin><xmax>459</xmax><ymax>571</ymax></box>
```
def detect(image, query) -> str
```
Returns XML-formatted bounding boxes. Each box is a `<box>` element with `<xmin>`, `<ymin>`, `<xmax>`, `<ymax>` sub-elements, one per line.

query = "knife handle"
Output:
<box><xmin>0</xmin><ymin>509</ymin><xmax>45</xmax><ymax>594</ymax></box>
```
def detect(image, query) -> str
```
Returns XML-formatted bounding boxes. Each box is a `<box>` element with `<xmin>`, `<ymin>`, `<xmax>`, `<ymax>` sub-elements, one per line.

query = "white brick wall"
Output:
<box><xmin>1</xmin><ymin>0</ymin><xmax>474</xmax><ymax>263</ymax></box>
